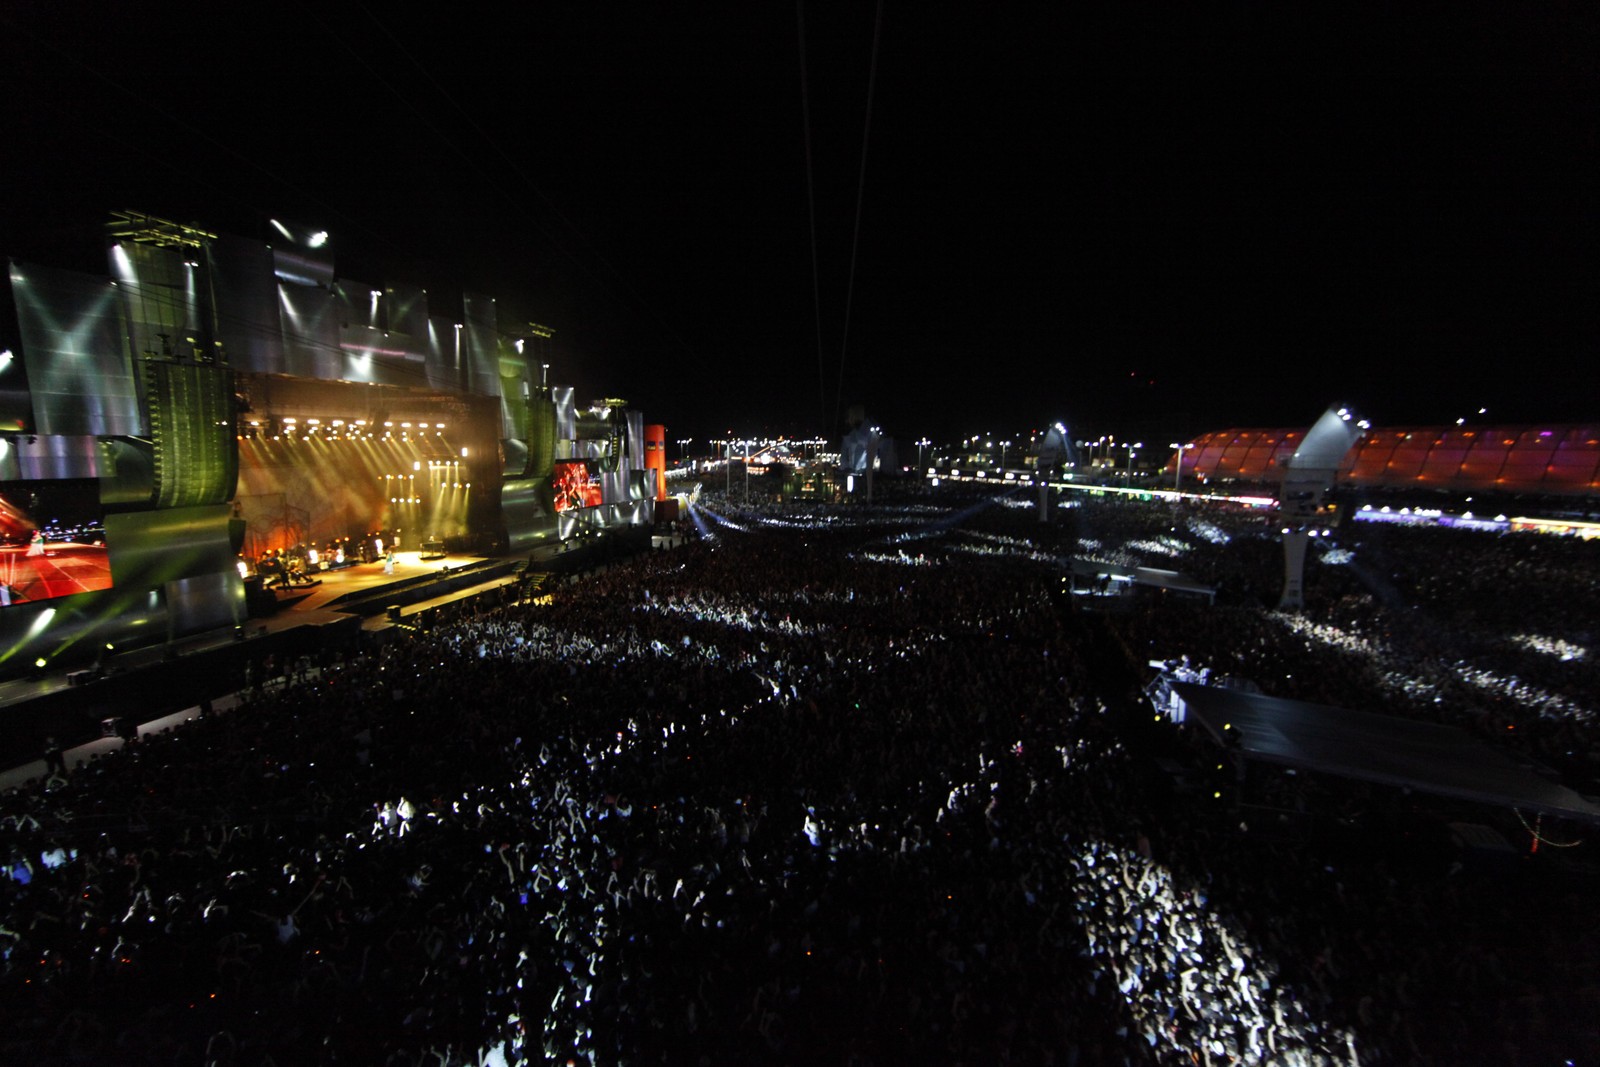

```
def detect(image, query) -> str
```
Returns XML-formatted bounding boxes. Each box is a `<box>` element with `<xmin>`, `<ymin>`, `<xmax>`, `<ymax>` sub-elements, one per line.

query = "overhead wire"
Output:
<box><xmin>796</xmin><ymin>0</ymin><xmax>829</xmax><ymax>437</ymax></box>
<box><xmin>834</xmin><ymin>0</ymin><xmax>885</xmax><ymax>429</ymax></box>
<box><xmin>295</xmin><ymin>10</ymin><xmax>586</xmax><ymax>295</ymax></box>
<box><xmin>344</xmin><ymin>0</ymin><xmax>697</xmax><ymax>357</ymax></box>
<box><xmin>4</xmin><ymin>4</ymin><xmax>695</xmax><ymax>365</ymax></box>
<box><xmin>0</xmin><ymin>10</ymin><xmax>410</xmax><ymax>265</ymax></box>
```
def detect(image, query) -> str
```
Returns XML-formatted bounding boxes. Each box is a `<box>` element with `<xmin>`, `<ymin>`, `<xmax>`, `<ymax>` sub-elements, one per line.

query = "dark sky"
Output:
<box><xmin>1</xmin><ymin>2</ymin><xmax>1595</xmax><ymax>449</ymax></box>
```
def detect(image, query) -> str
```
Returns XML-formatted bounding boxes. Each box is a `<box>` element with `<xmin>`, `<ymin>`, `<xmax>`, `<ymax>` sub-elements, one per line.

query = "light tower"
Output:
<box><xmin>1036</xmin><ymin>423</ymin><xmax>1070</xmax><ymax>522</ymax></box>
<box><xmin>1277</xmin><ymin>406</ymin><xmax>1368</xmax><ymax>609</ymax></box>
<box><xmin>1168</xmin><ymin>442</ymin><xmax>1195</xmax><ymax>493</ymax></box>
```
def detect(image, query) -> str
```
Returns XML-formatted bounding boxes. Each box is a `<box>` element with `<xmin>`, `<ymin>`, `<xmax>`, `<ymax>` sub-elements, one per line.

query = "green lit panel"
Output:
<box><xmin>526</xmin><ymin>396</ymin><xmax>557</xmax><ymax>480</ymax></box>
<box><xmin>105</xmin><ymin>503</ymin><xmax>235</xmax><ymax>589</ymax></box>
<box><xmin>501</xmin><ymin>371</ymin><xmax>528</xmax><ymax>441</ymax></box>
<box><xmin>144</xmin><ymin>362</ymin><xmax>237</xmax><ymax>508</ymax></box>
<box><xmin>110</xmin><ymin>242</ymin><xmax>204</xmax><ymax>362</ymax></box>
<box><xmin>501</xmin><ymin>476</ymin><xmax>554</xmax><ymax>552</ymax></box>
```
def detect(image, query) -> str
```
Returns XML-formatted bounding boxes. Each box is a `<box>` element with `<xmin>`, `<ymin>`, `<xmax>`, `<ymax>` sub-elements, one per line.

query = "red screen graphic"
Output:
<box><xmin>0</xmin><ymin>481</ymin><xmax>114</xmax><ymax>606</ymax></box>
<box><xmin>552</xmin><ymin>461</ymin><xmax>602</xmax><ymax>512</ymax></box>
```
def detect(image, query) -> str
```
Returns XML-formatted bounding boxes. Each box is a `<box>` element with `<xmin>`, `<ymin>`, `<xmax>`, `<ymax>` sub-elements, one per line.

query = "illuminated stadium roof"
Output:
<box><xmin>1171</xmin><ymin>425</ymin><xmax>1600</xmax><ymax>496</ymax></box>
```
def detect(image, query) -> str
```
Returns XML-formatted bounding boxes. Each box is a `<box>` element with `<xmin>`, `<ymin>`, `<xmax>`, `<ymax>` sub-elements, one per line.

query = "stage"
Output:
<box><xmin>261</xmin><ymin>549</ymin><xmax>493</xmax><ymax>614</ymax></box>
<box><xmin>0</xmin><ymin>525</ymin><xmax>667</xmax><ymax>763</ymax></box>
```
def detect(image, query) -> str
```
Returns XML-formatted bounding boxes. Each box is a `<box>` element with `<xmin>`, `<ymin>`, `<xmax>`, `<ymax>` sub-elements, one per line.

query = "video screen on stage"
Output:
<box><xmin>0</xmin><ymin>479</ymin><xmax>113</xmax><ymax>606</ymax></box>
<box><xmin>552</xmin><ymin>460</ymin><xmax>601</xmax><ymax>512</ymax></box>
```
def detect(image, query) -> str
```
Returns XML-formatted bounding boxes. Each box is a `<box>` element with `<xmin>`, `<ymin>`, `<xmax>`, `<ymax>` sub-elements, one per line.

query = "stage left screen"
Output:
<box><xmin>0</xmin><ymin>479</ymin><xmax>114</xmax><ymax>606</ymax></box>
<box><xmin>552</xmin><ymin>460</ymin><xmax>602</xmax><ymax>512</ymax></box>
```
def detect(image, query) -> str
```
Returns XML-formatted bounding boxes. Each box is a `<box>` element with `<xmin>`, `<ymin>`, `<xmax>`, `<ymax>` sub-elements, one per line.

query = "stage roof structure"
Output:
<box><xmin>1172</xmin><ymin>681</ymin><xmax>1600</xmax><ymax>824</ymax></box>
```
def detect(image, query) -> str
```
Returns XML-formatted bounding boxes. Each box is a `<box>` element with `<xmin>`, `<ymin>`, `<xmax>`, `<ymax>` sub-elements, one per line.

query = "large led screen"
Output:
<box><xmin>0</xmin><ymin>479</ymin><xmax>113</xmax><ymax>606</ymax></box>
<box><xmin>552</xmin><ymin>460</ymin><xmax>601</xmax><ymax>512</ymax></box>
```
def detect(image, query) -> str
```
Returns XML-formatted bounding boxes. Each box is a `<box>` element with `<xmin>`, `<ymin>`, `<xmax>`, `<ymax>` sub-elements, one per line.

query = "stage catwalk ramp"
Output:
<box><xmin>1173</xmin><ymin>681</ymin><xmax>1600</xmax><ymax>825</ymax></box>
<box><xmin>311</xmin><ymin>555</ymin><xmax>521</xmax><ymax>617</ymax></box>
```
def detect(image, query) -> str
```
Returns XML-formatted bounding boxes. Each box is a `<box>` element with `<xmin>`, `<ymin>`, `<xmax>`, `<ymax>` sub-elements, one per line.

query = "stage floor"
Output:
<box><xmin>0</xmin><ymin>550</ymin><xmax>506</xmax><ymax>715</ymax></box>
<box><xmin>0</xmin><ymin>529</ymin><xmax>662</xmax><ymax>715</ymax></box>
<box><xmin>267</xmin><ymin>550</ymin><xmax>487</xmax><ymax>613</ymax></box>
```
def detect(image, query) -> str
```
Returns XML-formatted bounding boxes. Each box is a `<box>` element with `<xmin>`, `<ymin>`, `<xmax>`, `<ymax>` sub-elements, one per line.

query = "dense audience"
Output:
<box><xmin>0</xmin><ymin>480</ymin><xmax>1596</xmax><ymax>1065</ymax></box>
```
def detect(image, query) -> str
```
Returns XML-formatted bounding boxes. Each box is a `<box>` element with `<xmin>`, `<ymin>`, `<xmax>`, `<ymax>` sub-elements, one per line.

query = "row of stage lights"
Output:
<box><xmin>385</xmin><ymin>467</ymin><xmax>470</xmax><ymax>502</ymax></box>
<box><xmin>239</xmin><ymin>419</ymin><xmax>470</xmax><ymax>458</ymax></box>
<box><xmin>240</xmin><ymin>417</ymin><xmax>450</xmax><ymax>440</ymax></box>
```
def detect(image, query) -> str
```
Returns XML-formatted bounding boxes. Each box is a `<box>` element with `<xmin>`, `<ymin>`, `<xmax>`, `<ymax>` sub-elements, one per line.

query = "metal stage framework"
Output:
<box><xmin>0</xmin><ymin>211</ymin><xmax>667</xmax><ymax>679</ymax></box>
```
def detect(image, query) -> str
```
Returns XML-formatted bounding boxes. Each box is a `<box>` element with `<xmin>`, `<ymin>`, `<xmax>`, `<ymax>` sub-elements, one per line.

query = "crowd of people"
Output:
<box><xmin>0</xmin><ymin>480</ymin><xmax>1595</xmax><ymax>1065</ymax></box>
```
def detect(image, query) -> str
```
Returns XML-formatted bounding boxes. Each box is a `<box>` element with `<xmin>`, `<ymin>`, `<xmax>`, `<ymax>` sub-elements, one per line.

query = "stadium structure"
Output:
<box><xmin>1168</xmin><ymin>424</ymin><xmax>1600</xmax><ymax>498</ymax></box>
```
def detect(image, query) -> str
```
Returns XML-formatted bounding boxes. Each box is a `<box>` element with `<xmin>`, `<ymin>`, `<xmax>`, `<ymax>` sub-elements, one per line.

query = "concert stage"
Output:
<box><xmin>260</xmin><ymin>549</ymin><xmax>495</xmax><ymax>614</ymax></box>
<box><xmin>0</xmin><ymin>208</ymin><xmax>673</xmax><ymax>774</ymax></box>
<box><xmin>0</xmin><ymin>526</ymin><xmax>656</xmax><ymax>769</ymax></box>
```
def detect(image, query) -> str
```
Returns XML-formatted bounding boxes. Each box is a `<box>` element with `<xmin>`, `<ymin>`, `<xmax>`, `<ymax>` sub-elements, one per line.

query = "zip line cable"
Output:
<box><xmin>303</xmin><ymin>8</ymin><xmax>651</xmax><ymax>344</ymax></box>
<box><xmin>301</xmin><ymin>6</ymin><xmax>583</xmax><ymax>268</ymax></box>
<box><xmin>833</xmin><ymin>0</ymin><xmax>885</xmax><ymax>429</ymax></box>
<box><xmin>796</xmin><ymin>0</ymin><xmax>829</xmax><ymax>438</ymax></box>
<box><xmin>0</xmin><ymin>13</ymin><xmax>406</xmax><ymax>264</ymax></box>
<box><xmin>346</xmin><ymin>1</ymin><xmax>696</xmax><ymax>357</ymax></box>
<box><xmin>3</xmin><ymin>8</ymin><xmax>691</xmax><ymax>362</ymax></box>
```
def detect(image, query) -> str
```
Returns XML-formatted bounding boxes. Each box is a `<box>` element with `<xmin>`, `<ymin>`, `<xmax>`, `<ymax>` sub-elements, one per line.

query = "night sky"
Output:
<box><xmin>1</xmin><ymin>2</ymin><xmax>1594</xmax><ymax>450</ymax></box>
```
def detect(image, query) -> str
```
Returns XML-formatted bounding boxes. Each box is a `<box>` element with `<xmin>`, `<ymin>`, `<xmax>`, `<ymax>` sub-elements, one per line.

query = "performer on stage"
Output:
<box><xmin>26</xmin><ymin>529</ymin><xmax>45</xmax><ymax>556</ymax></box>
